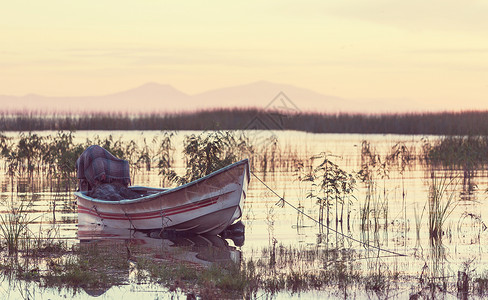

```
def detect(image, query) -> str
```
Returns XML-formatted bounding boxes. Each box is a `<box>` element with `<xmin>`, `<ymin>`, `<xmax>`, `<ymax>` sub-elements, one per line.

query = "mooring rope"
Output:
<box><xmin>250</xmin><ymin>171</ymin><xmax>407</xmax><ymax>257</ymax></box>
<box><xmin>120</xmin><ymin>204</ymin><xmax>136</xmax><ymax>230</ymax></box>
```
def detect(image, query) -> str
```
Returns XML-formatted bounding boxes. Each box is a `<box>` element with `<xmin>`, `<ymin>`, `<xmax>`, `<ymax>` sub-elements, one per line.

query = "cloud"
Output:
<box><xmin>407</xmin><ymin>48</ymin><xmax>488</xmax><ymax>54</ymax></box>
<box><xmin>280</xmin><ymin>0</ymin><xmax>488</xmax><ymax>33</ymax></box>
<box><xmin>332</xmin><ymin>0</ymin><xmax>488</xmax><ymax>32</ymax></box>
<box><xmin>62</xmin><ymin>47</ymin><xmax>293</xmax><ymax>68</ymax></box>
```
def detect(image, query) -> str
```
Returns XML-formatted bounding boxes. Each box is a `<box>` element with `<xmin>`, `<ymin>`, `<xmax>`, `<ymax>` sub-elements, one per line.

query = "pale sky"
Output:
<box><xmin>1</xmin><ymin>1</ymin><xmax>488</xmax><ymax>111</ymax></box>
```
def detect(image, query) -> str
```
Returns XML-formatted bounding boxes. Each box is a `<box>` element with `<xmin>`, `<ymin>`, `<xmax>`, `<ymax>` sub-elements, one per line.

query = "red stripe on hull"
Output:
<box><xmin>78</xmin><ymin>196</ymin><xmax>219</xmax><ymax>221</ymax></box>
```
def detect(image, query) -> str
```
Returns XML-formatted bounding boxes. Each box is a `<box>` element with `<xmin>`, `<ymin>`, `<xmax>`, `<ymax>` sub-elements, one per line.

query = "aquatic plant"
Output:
<box><xmin>360</xmin><ymin>182</ymin><xmax>381</xmax><ymax>233</ymax></box>
<box><xmin>357</xmin><ymin>140</ymin><xmax>416</xmax><ymax>238</ymax></box>
<box><xmin>42</xmin><ymin>131</ymin><xmax>85</xmax><ymax>178</ymax></box>
<box><xmin>388</xmin><ymin>142</ymin><xmax>414</xmax><ymax>242</ymax></box>
<box><xmin>24</xmin><ymin>224</ymin><xmax>67</xmax><ymax>257</ymax></box>
<box><xmin>136</xmin><ymin>256</ymin><xmax>246</xmax><ymax>298</ymax></box>
<box><xmin>357</xmin><ymin>141</ymin><xmax>391</xmax><ymax>234</ymax></box>
<box><xmin>154</xmin><ymin>131</ymin><xmax>176</xmax><ymax>183</ymax></box>
<box><xmin>16</xmin><ymin>133</ymin><xmax>44</xmax><ymax>175</ymax></box>
<box><xmin>1</xmin><ymin>131</ymin><xmax>84</xmax><ymax>179</ymax></box>
<box><xmin>0</xmin><ymin>132</ymin><xmax>45</xmax><ymax>176</ymax></box>
<box><xmin>258</xmin><ymin>135</ymin><xmax>279</xmax><ymax>173</ymax></box>
<box><xmin>91</xmin><ymin>134</ymin><xmax>126</xmax><ymax>160</ymax></box>
<box><xmin>423</xmin><ymin>135</ymin><xmax>488</xmax><ymax>169</ymax></box>
<box><xmin>303</xmin><ymin>153</ymin><xmax>356</xmax><ymax>227</ymax></box>
<box><xmin>428</xmin><ymin>173</ymin><xmax>458</xmax><ymax>240</ymax></box>
<box><xmin>0</xmin><ymin>133</ymin><xmax>17</xmax><ymax>176</ymax></box>
<box><xmin>414</xmin><ymin>203</ymin><xmax>426</xmax><ymax>245</ymax></box>
<box><xmin>387</xmin><ymin>142</ymin><xmax>414</xmax><ymax>172</ymax></box>
<box><xmin>44</xmin><ymin>242</ymin><xmax>130</xmax><ymax>289</ymax></box>
<box><xmin>0</xmin><ymin>199</ymin><xmax>36</xmax><ymax>255</ymax></box>
<box><xmin>167</xmin><ymin>131</ymin><xmax>249</xmax><ymax>185</ymax></box>
<box><xmin>138</xmin><ymin>137</ymin><xmax>152</xmax><ymax>172</ymax></box>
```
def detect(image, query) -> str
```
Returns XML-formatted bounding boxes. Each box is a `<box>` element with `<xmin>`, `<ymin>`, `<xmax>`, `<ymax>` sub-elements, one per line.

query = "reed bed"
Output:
<box><xmin>0</xmin><ymin>130</ymin><xmax>305</xmax><ymax>188</ymax></box>
<box><xmin>4</xmin><ymin>109</ymin><xmax>488</xmax><ymax>135</ymax></box>
<box><xmin>422</xmin><ymin>135</ymin><xmax>488</xmax><ymax>169</ymax></box>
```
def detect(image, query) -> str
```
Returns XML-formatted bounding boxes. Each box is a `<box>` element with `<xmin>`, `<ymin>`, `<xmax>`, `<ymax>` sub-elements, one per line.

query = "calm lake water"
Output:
<box><xmin>1</xmin><ymin>130</ymin><xmax>488</xmax><ymax>299</ymax></box>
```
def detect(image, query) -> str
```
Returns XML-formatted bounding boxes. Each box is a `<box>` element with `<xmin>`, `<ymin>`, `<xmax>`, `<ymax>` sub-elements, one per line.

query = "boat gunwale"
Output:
<box><xmin>74</xmin><ymin>158</ymin><xmax>250</xmax><ymax>205</ymax></box>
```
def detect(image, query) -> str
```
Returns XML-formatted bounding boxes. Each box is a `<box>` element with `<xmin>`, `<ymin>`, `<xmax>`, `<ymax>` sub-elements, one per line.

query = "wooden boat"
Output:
<box><xmin>76</xmin><ymin>159</ymin><xmax>250</xmax><ymax>235</ymax></box>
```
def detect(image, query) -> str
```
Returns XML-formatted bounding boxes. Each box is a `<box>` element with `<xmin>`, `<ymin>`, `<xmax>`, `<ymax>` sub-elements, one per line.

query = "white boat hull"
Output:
<box><xmin>76</xmin><ymin>159</ymin><xmax>249</xmax><ymax>235</ymax></box>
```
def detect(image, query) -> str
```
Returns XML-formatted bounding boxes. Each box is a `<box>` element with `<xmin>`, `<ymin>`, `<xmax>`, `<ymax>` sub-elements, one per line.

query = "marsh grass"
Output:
<box><xmin>0</xmin><ymin>131</ymin><xmax>177</xmax><ymax>191</ymax></box>
<box><xmin>135</xmin><ymin>241</ymin><xmax>398</xmax><ymax>297</ymax></box>
<box><xmin>135</xmin><ymin>255</ymin><xmax>247</xmax><ymax>298</ymax></box>
<box><xmin>414</xmin><ymin>203</ymin><xmax>426</xmax><ymax>245</ymax></box>
<box><xmin>5</xmin><ymin>109</ymin><xmax>488</xmax><ymax>135</ymax></box>
<box><xmin>42</xmin><ymin>131</ymin><xmax>85</xmax><ymax>179</ymax></box>
<box><xmin>244</xmin><ymin>243</ymin><xmax>403</xmax><ymax>297</ymax></box>
<box><xmin>0</xmin><ymin>130</ymin><xmax>311</xmax><ymax>191</ymax></box>
<box><xmin>0</xmin><ymin>133</ymin><xmax>42</xmax><ymax>176</ymax></box>
<box><xmin>0</xmin><ymin>222</ymin><xmax>483</xmax><ymax>299</ymax></box>
<box><xmin>357</xmin><ymin>141</ymin><xmax>401</xmax><ymax>235</ymax></box>
<box><xmin>43</xmin><ymin>243</ymin><xmax>130</xmax><ymax>289</ymax></box>
<box><xmin>422</xmin><ymin>136</ymin><xmax>488</xmax><ymax>173</ymax></box>
<box><xmin>2</xmin><ymin>131</ymin><xmax>488</xmax><ymax>298</ymax></box>
<box><xmin>167</xmin><ymin>131</ymin><xmax>254</xmax><ymax>185</ymax></box>
<box><xmin>360</xmin><ymin>183</ymin><xmax>387</xmax><ymax>236</ymax></box>
<box><xmin>428</xmin><ymin>174</ymin><xmax>459</xmax><ymax>240</ymax></box>
<box><xmin>155</xmin><ymin>132</ymin><xmax>175</xmax><ymax>186</ymax></box>
<box><xmin>0</xmin><ymin>199</ymin><xmax>37</xmax><ymax>255</ymax></box>
<box><xmin>24</xmin><ymin>224</ymin><xmax>67</xmax><ymax>258</ymax></box>
<box><xmin>0</xmin><ymin>238</ymin><xmax>474</xmax><ymax>299</ymax></box>
<box><xmin>0</xmin><ymin>242</ymin><xmax>128</xmax><ymax>291</ymax></box>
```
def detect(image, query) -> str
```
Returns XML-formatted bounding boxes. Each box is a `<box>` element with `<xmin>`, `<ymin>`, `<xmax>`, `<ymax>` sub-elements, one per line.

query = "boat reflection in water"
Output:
<box><xmin>77</xmin><ymin>224</ymin><xmax>243</xmax><ymax>297</ymax></box>
<box><xmin>78</xmin><ymin>224</ymin><xmax>243</xmax><ymax>266</ymax></box>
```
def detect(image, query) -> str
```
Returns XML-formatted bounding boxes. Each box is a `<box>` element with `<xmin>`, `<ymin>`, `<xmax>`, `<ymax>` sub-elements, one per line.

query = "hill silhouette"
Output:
<box><xmin>0</xmin><ymin>81</ymin><xmax>420</xmax><ymax>114</ymax></box>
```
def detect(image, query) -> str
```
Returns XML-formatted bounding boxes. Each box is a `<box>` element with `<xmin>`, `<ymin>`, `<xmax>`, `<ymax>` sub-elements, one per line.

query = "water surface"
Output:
<box><xmin>1</xmin><ymin>131</ymin><xmax>487</xmax><ymax>299</ymax></box>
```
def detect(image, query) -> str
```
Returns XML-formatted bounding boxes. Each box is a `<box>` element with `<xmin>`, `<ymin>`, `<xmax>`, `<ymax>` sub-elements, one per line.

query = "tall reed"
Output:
<box><xmin>428</xmin><ymin>173</ymin><xmax>458</xmax><ymax>240</ymax></box>
<box><xmin>0</xmin><ymin>199</ymin><xmax>36</xmax><ymax>255</ymax></box>
<box><xmin>154</xmin><ymin>131</ymin><xmax>176</xmax><ymax>186</ymax></box>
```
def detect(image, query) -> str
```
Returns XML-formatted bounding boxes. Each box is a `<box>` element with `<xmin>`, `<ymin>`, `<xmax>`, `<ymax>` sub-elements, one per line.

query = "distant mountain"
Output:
<box><xmin>0</xmin><ymin>83</ymin><xmax>191</xmax><ymax>114</ymax></box>
<box><xmin>0</xmin><ymin>81</ymin><xmax>420</xmax><ymax>114</ymax></box>
<box><xmin>103</xmin><ymin>82</ymin><xmax>190</xmax><ymax>105</ymax></box>
<box><xmin>193</xmin><ymin>81</ymin><xmax>347</xmax><ymax>112</ymax></box>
